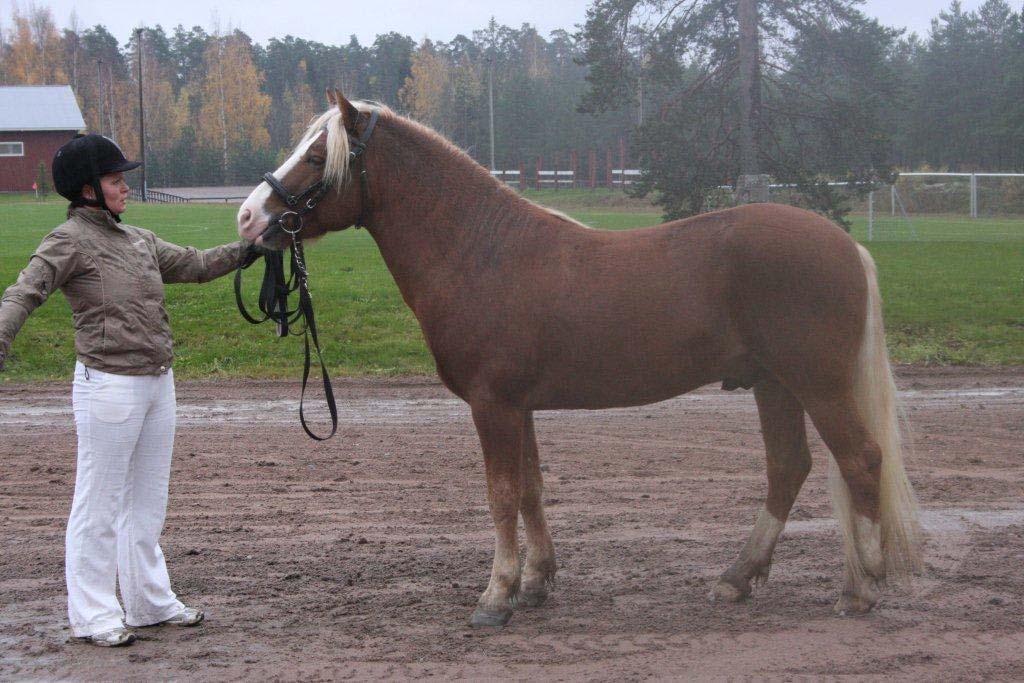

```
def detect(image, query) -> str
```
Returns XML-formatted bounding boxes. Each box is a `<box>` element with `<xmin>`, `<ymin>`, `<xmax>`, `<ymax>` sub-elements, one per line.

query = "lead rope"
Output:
<box><xmin>235</xmin><ymin>235</ymin><xmax>338</xmax><ymax>441</ymax></box>
<box><xmin>235</xmin><ymin>107</ymin><xmax>380</xmax><ymax>440</ymax></box>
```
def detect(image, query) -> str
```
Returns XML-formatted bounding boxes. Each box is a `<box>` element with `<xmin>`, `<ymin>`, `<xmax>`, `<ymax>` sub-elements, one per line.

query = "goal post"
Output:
<box><xmin>865</xmin><ymin>172</ymin><xmax>1024</xmax><ymax>241</ymax></box>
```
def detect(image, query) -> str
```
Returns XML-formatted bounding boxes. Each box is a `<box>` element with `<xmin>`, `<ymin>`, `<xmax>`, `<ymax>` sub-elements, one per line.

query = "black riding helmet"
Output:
<box><xmin>52</xmin><ymin>134</ymin><xmax>141</xmax><ymax>220</ymax></box>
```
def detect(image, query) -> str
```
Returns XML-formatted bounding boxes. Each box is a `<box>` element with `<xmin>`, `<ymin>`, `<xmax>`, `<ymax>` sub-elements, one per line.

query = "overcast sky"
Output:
<box><xmin>10</xmin><ymin>0</ymin><xmax>999</xmax><ymax>46</ymax></box>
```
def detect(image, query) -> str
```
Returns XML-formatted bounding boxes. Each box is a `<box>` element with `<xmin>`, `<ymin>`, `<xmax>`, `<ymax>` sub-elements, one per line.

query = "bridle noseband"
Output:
<box><xmin>235</xmin><ymin>107</ymin><xmax>380</xmax><ymax>441</ymax></box>
<box><xmin>260</xmin><ymin>170</ymin><xmax>328</xmax><ymax>235</ymax></box>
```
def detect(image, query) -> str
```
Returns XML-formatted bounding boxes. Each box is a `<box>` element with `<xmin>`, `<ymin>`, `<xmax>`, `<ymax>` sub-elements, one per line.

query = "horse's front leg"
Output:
<box><xmin>519</xmin><ymin>412</ymin><xmax>556</xmax><ymax>607</ymax></box>
<box><xmin>469</xmin><ymin>402</ymin><xmax>525</xmax><ymax>627</ymax></box>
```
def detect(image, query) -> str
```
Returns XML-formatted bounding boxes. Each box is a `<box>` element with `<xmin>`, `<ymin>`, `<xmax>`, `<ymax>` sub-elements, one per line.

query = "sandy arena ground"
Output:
<box><xmin>1</xmin><ymin>366</ymin><xmax>1023</xmax><ymax>680</ymax></box>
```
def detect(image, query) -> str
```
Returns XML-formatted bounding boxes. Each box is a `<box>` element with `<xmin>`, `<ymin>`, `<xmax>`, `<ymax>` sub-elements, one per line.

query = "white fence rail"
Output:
<box><xmin>490</xmin><ymin>168</ymin><xmax>642</xmax><ymax>188</ymax></box>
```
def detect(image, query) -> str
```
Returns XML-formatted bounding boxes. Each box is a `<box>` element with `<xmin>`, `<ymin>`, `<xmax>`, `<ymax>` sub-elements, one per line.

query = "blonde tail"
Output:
<box><xmin>830</xmin><ymin>246</ymin><xmax>923</xmax><ymax>582</ymax></box>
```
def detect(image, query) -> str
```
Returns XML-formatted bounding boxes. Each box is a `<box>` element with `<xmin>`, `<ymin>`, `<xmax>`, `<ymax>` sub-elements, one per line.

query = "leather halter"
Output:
<box><xmin>235</xmin><ymin>107</ymin><xmax>380</xmax><ymax>441</ymax></box>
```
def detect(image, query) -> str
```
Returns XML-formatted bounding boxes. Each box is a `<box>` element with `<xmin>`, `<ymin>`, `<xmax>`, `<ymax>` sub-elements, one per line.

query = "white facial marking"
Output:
<box><xmin>237</xmin><ymin>134</ymin><xmax>319</xmax><ymax>242</ymax></box>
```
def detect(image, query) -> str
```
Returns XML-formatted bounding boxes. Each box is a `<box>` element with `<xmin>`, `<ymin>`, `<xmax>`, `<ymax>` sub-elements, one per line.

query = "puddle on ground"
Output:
<box><xmin>1</xmin><ymin>387</ymin><xmax>1021</xmax><ymax>427</ymax></box>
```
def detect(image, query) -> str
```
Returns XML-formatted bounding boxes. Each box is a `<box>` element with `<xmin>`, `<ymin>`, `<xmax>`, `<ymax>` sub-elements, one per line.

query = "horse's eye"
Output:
<box><xmin>308</xmin><ymin>155</ymin><xmax>326</xmax><ymax>166</ymax></box>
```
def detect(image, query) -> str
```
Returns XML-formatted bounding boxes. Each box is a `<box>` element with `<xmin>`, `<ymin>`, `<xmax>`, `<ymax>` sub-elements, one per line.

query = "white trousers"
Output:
<box><xmin>67</xmin><ymin>362</ymin><xmax>184</xmax><ymax>637</ymax></box>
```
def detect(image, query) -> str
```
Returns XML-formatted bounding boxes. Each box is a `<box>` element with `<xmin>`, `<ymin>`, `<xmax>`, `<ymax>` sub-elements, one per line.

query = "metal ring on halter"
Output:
<box><xmin>279</xmin><ymin>211</ymin><xmax>303</xmax><ymax>234</ymax></box>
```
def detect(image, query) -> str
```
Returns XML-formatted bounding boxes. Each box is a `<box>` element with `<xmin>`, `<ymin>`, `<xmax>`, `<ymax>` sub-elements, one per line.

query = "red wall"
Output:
<box><xmin>0</xmin><ymin>130</ymin><xmax>78</xmax><ymax>192</ymax></box>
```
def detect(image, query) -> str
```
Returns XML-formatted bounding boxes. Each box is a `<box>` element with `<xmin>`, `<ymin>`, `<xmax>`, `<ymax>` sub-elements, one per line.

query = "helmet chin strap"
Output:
<box><xmin>83</xmin><ymin>178</ymin><xmax>121</xmax><ymax>222</ymax></box>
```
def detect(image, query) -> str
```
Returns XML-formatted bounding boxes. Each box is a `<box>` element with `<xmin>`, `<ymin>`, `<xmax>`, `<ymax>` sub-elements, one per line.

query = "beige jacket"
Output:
<box><xmin>0</xmin><ymin>207</ymin><xmax>247</xmax><ymax>375</ymax></box>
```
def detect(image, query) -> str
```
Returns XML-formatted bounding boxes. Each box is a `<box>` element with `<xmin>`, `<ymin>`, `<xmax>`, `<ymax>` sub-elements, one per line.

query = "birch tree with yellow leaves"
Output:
<box><xmin>400</xmin><ymin>40</ymin><xmax>451</xmax><ymax>135</ymax></box>
<box><xmin>2</xmin><ymin>5</ymin><xmax>65</xmax><ymax>84</ymax></box>
<box><xmin>198</xmin><ymin>29</ymin><xmax>270</xmax><ymax>180</ymax></box>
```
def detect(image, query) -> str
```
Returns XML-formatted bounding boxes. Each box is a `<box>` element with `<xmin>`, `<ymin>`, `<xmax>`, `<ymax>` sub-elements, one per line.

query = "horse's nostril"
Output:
<box><xmin>239</xmin><ymin>208</ymin><xmax>252</xmax><ymax>226</ymax></box>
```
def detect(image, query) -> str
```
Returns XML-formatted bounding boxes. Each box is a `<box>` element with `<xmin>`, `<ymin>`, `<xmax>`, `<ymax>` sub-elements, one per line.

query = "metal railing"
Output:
<box><xmin>129</xmin><ymin>188</ymin><xmax>187</xmax><ymax>203</ymax></box>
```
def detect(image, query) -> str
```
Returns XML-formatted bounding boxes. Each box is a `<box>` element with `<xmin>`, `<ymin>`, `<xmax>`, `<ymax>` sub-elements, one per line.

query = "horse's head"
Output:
<box><xmin>237</xmin><ymin>89</ymin><xmax>378</xmax><ymax>249</ymax></box>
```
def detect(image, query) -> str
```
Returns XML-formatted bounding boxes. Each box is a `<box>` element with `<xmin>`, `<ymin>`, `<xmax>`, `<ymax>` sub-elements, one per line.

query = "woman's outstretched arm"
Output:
<box><xmin>0</xmin><ymin>230</ymin><xmax>79</xmax><ymax>368</ymax></box>
<box><xmin>153</xmin><ymin>236</ymin><xmax>250</xmax><ymax>284</ymax></box>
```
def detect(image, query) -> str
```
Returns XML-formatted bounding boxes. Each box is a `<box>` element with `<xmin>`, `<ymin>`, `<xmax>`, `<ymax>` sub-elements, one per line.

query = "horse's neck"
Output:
<box><xmin>366</xmin><ymin>129</ymin><xmax>537</xmax><ymax>309</ymax></box>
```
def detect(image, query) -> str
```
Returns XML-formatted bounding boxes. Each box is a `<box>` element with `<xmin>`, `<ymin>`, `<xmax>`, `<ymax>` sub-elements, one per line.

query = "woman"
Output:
<box><xmin>0</xmin><ymin>134</ymin><xmax>252</xmax><ymax>647</ymax></box>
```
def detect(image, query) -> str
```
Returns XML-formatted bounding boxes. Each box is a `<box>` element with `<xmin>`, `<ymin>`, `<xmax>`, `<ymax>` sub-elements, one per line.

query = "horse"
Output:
<box><xmin>237</xmin><ymin>89</ymin><xmax>923</xmax><ymax>628</ymax></box>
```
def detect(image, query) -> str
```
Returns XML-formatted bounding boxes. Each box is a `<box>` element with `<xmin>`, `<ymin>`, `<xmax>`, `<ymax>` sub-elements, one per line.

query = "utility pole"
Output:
<box><xmin>487</xmin><ymin>55</ymin><xmax>496</xmax><ymax>172</ymax></box>
<box><xmin>135</xmin><ymin>28</ymin><xmax>148</xmax><ymax>201</ymax></box>
<box><xmin>96</xmin><ymin>59</ymin><xmax>105</xmax><ymax>136</ymax></box>
<box><xmin>637</xmin><ymin>71</ymin><xmax>644</xmax><ymax>126</ymax></box>
<box><xmin>637</xmin><ymin>46</ymin><xmax>645</xmax><ymax>126</ymax></box>
<box><xmin>106</xmin><ymin>62</ymin><xmax>116</xmax><ymax>139</ymax></box>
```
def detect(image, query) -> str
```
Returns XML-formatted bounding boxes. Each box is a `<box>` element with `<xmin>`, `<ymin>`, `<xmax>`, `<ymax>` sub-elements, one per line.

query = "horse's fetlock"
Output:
<box><xmin>709</xmin><ymin>578</ymin><xmax>750</xmax><ymax>604</ymax></box>
<box><xmin>833</xmin><ymin>590</ymin><xmax>878</xmax><ymax>616</ymax></box>
<box><xmin>530</xmin><ymin>555</ymin><xmax>557</xmax><ymax>578</ymax></box>
<box><xmin>509</xmin><ymin>575</ymin><xmax>521</xmax><ymax>602</ymax></box>
<box><xmin>753</xmin><ymin>562</ymin><xmax>772</xmax><ymax>585</ymax></box>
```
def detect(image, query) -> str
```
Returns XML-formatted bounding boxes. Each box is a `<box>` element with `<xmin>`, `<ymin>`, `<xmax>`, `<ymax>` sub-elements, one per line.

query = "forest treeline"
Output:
<box><xmin>0</xmin><ymin>1</ymin><xmax>1021</xmax><ymax>190</ymax></box>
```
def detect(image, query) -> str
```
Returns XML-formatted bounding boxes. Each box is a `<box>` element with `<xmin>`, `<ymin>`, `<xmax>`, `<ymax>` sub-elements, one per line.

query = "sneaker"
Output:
<box><xmin>160</xmin><ymin>606</ymin><xmax>204</xmax><ymax>627</ymax></box>
<box><xmin>77</xmin><ymin>627</ymin><xmax>136</xmax><ymax>647</ymax></box>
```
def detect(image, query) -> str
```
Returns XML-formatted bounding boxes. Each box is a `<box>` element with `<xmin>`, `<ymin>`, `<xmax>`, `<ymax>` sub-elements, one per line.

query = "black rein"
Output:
<box><xmin>234</xmin><ymin>108</ymin><xmax>380</xmax><ymax>441</ymax></box>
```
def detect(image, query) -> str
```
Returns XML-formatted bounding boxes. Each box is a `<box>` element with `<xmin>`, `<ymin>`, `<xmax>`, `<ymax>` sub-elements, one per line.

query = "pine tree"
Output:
<box><xmin>578</xmin><ymin>0</ymin><xmax>901</xmax><ymax>223</ymax></box>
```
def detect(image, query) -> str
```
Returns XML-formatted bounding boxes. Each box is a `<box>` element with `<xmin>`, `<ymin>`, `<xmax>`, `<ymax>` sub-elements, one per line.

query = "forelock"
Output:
<box><xmin>300</xmin><ymin>109</ymin><xmax>350</xmax><ymax>188</ymax></box>
<box><xmin>296</xmin><ymin>102</ymin><xmax>391</xmax><ymax>189</ymax></box>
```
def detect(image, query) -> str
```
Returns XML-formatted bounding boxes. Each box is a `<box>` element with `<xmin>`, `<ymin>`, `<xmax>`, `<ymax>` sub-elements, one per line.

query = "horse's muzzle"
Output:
<box><xmin>257</xmin><ymin>223</ymin><xmax>288</xmax><ymax>251</ymax></box>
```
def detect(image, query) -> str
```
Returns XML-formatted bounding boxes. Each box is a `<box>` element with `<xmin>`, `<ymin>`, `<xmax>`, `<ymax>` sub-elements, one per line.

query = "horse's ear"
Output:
<box><xmin>325</xmin><ymin>88</ymin><xmax>337</xmax><ymax>107</ymax></box>
<box><xmin>334</xmin><ymin>89</ymin><xmax>361</xmax><ymax>134</ymax></box>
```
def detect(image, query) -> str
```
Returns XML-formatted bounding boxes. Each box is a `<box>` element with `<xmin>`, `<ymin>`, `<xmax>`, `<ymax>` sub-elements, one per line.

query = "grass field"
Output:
<box><xmin>0</xmin><ymin>195</ymin><xmax>1021</xmax><ymax>381</ymax></box>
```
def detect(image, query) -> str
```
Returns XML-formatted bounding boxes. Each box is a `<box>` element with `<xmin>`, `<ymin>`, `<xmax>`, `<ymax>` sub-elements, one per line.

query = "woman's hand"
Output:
<box><xmin>240</xmin><ymin>244</ymin><xmax>270</xmax><ymax>270</ymax></box>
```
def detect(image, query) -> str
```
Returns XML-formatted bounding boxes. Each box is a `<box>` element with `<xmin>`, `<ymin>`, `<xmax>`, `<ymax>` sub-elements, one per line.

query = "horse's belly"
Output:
<box><xmin>527</xmin><ymin>335</ymin><xmax>731</xmax><ymax>410</ymax></box>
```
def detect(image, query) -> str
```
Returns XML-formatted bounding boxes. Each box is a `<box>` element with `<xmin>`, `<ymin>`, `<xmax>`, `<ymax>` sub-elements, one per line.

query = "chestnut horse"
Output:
<box><xmin>238</xmin><ymin>91</ymin><xmax>922</xmax><ymax>627</ymax></box>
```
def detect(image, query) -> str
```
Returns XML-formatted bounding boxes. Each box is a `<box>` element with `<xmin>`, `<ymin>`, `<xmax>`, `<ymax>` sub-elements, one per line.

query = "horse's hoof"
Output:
<box><xmin>469</xmin><ymin>607</ymin><xmax>512</xmax><ymax>628</ymax></box>
<box><xmin>519</xmin><ymin>589</ymin><xmax>548</xmax><ymax>608</ymax></box>
<box><xmin>833</xmin><ymin>593</ymin><xmax>876</xmax><ymax>616</ymax></box>
<box><xmin>709</xmin><ymin>580</ymin><xmax>749</xmax><ymax>603</ymax></box>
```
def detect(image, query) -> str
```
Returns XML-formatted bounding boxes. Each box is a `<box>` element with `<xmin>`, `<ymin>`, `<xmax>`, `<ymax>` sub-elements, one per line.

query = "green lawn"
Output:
<box><xmin>850</xmin><ymin>214</ymin><xmax>1024</xmax><ymax>242</ymax></box>
<box><xmin>0</xmin><ymin>197</ymin><xmax>1020</xmax><ymax>381</ymax></box>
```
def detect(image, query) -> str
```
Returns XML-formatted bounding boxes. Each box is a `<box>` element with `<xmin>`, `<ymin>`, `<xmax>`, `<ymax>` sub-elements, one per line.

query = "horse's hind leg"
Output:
<box><xmin>519</xmin><ymin>412</ymin><xmax>556</xmax><ymax>607</ymax></box>
<box><xmin>711</xmin><ymin>378</ymin><xmax>811</xmax><ymax>602</ymax></box>
<box><xmin>803</xmin><ymin>395</ymin><xmax>886</xmax><ymax>614</ymax></box>
<box><xmin>469</xmin><ymin>402</ymin><xmax>525</xmax><ymax>627</ymax></box>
